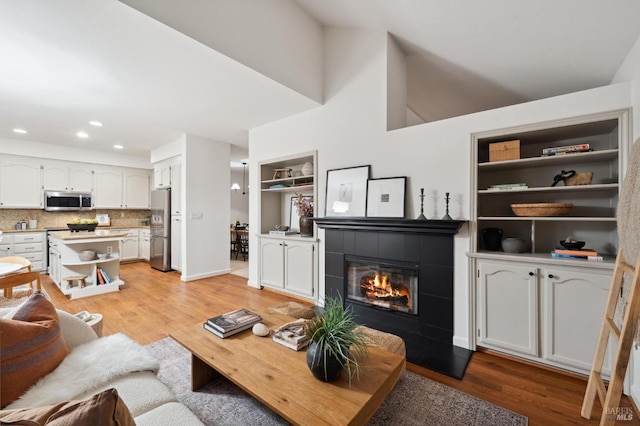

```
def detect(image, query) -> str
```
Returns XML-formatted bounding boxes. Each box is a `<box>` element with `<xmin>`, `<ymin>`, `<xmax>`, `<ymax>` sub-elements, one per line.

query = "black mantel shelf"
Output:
<box><xmin>313</xmin><ymin>217</ymin><xmax>465</xmax><ymax>234</ymax></box>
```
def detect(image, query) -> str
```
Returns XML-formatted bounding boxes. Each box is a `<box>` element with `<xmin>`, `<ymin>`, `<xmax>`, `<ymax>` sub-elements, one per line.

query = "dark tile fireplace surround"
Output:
<box><xmin>314</xmin><ymin>218</ymin><xmax>472</xmax><ymax>379</ymax></box>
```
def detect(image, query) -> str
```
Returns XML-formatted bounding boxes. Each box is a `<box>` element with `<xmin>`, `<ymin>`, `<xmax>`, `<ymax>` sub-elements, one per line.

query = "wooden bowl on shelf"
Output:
<box><xmin>511</xmin><ymin>203</ymin><xmax>573</xmax><ymax>217</ymax></box>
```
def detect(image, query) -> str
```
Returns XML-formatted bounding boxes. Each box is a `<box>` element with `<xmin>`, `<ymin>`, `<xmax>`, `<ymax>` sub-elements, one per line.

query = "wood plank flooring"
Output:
<box><xmin>42</xmin><ymin>261</ymin><xmax>639</xmax><ymax>426</ymax></box>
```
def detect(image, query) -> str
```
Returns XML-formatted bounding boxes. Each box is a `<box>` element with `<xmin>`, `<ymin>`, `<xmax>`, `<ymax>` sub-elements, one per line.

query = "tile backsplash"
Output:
<box><xmin>1</xmin><ymin>209</ymin><xmax>151</xmax><ymax>231</ymax></box>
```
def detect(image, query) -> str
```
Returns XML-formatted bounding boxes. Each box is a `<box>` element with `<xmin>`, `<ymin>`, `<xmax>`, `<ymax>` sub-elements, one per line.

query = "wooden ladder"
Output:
<box><xmin>582</xmin><ymin>251</ymin><xmax>640</xmax><ymax>425</ymax></box>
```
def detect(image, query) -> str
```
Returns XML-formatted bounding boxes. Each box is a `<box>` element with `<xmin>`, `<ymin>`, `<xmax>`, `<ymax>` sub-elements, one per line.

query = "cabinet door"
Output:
<box><xmin>284</xmin><ymin>241</ymin><xmax>315</xmax><ymax>297</ymax></box>
<box><xmin>477</xmin><ymin>260</ymin><xmax>539</xmax><ymax>356</ymax></box>
<box><xmin>69</xmin><ymin>167</ymin><xmax>94</xmax><ymax>192</ymax></box>
<box><xmin>94</xmin><ymin>170</ymin><xmax>123</xmax><ymax>208</ymax></box>
<box><xmin>120</xmin><ymin>237</ymin><xmax>139</xmax><ymax>261</ymax></box>
<box><xmin>154</xmin><ymin>164</ymin><xmax>171</xmax><ymax>189</ymax></box>
<box><xmin>0</xmin><ymin>160</ymin><xmax>42</xmax><ymax>208</ymax></box>
<box><xmin>543</xmin><ymin>267</ymin><xmax>613</xmax><ymax>374</ymax></box>
<box><xmin>170</xmin><ymin>162</ymin><xmax>182</xmax><ymax>215</ymax></box>
<box><xmin>43</xmin><ymin>164</ymin><xmax>69</xmax><ymax>190</ymax></box>
<box><xmin>124</xmin><ymin>171</ymin><xmax>150</xmax><ymax>209</ymax></box>
<box><xmin>260</xmin><ymin>239</ymin><xmax>284</xmax><ymax>289</ymax></box>
<box><xmin>139</xmin><ymin>232</ymin><xmax>150</xmax><ymax>261</ymax></box>
<box><xmin>171</xmin><ymin>216</ymin><xmax>182</xmax><ymax>271</ymax></box>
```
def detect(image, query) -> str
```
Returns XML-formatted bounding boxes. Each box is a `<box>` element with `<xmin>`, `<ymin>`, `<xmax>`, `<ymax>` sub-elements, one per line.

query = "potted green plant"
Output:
<box><xmin>303</xmin><ymin>296</ymin><xmax>368</xmax><ymax>385</ymax></box>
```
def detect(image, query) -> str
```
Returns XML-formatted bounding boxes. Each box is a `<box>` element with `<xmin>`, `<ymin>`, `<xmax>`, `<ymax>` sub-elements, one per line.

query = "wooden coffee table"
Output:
<box><xmin>170</xmin><ymin>309</ymin><xmax>405</xmax><ymax>426</ymax></box>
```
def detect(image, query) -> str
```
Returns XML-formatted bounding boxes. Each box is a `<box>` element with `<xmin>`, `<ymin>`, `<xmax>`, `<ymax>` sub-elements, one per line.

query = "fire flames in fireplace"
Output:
<box><xmin>360</xmin><ymin>272</ymin><xmax>410</xmax><ymax>308</ymax></box>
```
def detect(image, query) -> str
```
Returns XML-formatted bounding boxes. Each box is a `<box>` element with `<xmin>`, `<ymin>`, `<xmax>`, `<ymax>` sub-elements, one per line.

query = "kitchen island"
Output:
<box><xmin>48</xmin><ymin>230</ymin><xmax>127</xmax><ymax>299</ymax></box>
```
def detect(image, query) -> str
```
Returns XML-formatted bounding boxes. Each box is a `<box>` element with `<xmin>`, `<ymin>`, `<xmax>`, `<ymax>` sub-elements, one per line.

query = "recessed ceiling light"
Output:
<box><xmin>113</xmin><ymin>144</ymin><xmax>124</xmax><ymax>150</ymax></box>
<box><xmin>76</xmin><ymin>131</ymin><xmax>89</xmax><ymax>138</ymax></box>
<box><xmin>13</xmin><ymin>128</ymin><xmax>27</xmax><ymax>134</ymax></box>
<box><xmin>89</xmin><ymin>121</ymin><xmax>103</xmax><ymax>127</ymax></box>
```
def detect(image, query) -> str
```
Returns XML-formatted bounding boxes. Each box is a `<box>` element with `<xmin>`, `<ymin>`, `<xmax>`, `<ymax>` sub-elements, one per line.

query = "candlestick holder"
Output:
<box><xmin>441</xmin><ymin>192</ymin><xmax>453</xmax><ymax>221</ymax></box>
<box><xmin>416</xmin><ymin>188</ymin><xmax>427</xmax><ymax>220</ymax></box>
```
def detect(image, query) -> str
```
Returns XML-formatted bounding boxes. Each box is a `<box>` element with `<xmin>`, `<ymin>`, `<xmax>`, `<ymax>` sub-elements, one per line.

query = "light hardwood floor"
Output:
<box><xmin>42</xmin><ymin>261</ymin><xmax>638</xmax><ymax>426</ymax></box>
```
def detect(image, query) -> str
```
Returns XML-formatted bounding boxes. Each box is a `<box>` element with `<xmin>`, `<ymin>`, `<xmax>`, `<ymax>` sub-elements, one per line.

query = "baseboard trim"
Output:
<box><xmin>453</xmin><ymin>336</ymin><xmax>470</xmax><ymax>350</ymax></box>
<box><xmin>183</xmin><ymin>269</ymin><xmax>230</xmax><ymax>282</ymax></box>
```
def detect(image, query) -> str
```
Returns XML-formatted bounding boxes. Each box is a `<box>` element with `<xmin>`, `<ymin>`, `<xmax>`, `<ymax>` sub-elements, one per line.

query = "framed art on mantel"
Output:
<box><xmin>366</xmin><ymin>177</ymin><xmax>406</xmax><ymax>218</ymax></box>
<box><xmin>325</xmin><ymin>165</ymin><xmax>370</xmax><ymax>217</ymax></box>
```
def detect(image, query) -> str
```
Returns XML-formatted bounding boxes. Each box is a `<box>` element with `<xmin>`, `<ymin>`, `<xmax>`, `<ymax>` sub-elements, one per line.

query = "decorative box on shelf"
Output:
<box><xmin>489</xmin><ymin>140</ymin><xmax>520</xmax><ymax>162</ymax></box>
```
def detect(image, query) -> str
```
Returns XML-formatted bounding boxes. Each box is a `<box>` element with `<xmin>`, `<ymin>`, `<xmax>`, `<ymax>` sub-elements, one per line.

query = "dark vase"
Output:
<box><xmin>299</xmin><ymin>215</ymin><xmax>313</xmax><ymax>237</ymax></box>
<box><xmin>306</xmin><ymin>341</ymin><xmax>343</xmax><ymax>382</ymax></box>
<box><xmin>482</xmin><ymin>227</ymin><xmax>503</xmax><ymax>251</ymax></box>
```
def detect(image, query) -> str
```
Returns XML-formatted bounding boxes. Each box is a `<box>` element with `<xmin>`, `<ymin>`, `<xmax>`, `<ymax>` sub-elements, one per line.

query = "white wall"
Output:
<box><xmin>386</xmin><ymin>34</ymin><xmax>407</xmax><ymax>131</ymax></box>
<box><xmin>182</xmin><ymin>134</ymin><xmax>231</xmax><ymax>280</ymax></box>
<box><xmin>249</xmin><ymin>27</ymin><xmax>633</xmax><ymax>349</ymax></box>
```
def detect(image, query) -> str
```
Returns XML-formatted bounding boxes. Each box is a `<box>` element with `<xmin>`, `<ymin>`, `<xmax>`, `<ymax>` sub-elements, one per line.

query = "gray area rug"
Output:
<box><xmin>145</xmin><ymin>338</ymin><xmax>527</xmax><ymax>426</ymax></box>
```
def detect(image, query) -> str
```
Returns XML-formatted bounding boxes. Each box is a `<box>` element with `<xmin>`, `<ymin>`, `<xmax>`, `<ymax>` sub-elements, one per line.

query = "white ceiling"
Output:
<box><xmin>1</xmin><ymin>0</ymin><xmax>640</xmax><ymax>159</ymax></box>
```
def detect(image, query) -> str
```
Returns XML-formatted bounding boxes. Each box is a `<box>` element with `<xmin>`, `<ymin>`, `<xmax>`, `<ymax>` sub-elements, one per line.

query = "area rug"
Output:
<box><xmin>145</xmin><ymin>338</ymin><xmax>527</xmax><ymax>426</ymax></box>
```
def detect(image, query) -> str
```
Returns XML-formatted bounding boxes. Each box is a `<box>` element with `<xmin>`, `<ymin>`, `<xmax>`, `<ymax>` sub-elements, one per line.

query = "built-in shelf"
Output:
<box><xmin>477</xmin><ymin>148</ymin><xmax>619</xmax><ymax>170</ymax></box>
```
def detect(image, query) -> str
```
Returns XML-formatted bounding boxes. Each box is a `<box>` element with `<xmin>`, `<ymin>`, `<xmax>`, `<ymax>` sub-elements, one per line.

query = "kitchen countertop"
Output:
<box><xmin>48</xmin><ymin>230</ymin><xmax>128</xmax><ymax>240</ymax></box>
<box><xmin>0</xmin><ymin>226</ymin><xmax>150</xmax><ymax>234</ymax></box>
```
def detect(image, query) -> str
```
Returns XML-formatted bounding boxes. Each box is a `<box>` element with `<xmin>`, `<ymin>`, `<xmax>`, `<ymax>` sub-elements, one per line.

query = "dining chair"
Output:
<box><xmin>0</xmin><ymin>256</ymin><xmax>33</xmax><ymax>298</ymax></box>
<box><xmin>0</xmin><ymin>271</ymin><xmax>41</xmax><ymax>299</ymax></box>
<box><xmin>235</xmin><ymin>230</ymin><xmax>249</xmax><ymax>261</ymax></box>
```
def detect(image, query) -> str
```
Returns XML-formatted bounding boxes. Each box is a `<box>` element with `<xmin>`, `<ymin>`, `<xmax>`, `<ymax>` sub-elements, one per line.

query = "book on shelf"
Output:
<box><xmin>487</xmin><ymin>183</ymin><xmax>528</xmax><ymax>190</ymax></box>
<box><xmin>203</xmin><ymin>321</ymin><xmax>257</xmax><ymax>339</ymax></box>
<box><xmin>551</xmin><ymin>252</ymin><xmax>603</xmax><ymax>261</ymax></box>
<box><xmin>97</xmin><ymin>267</ymin><xmax>112</xmax><ymax>284</ymax></box>
<box><xmin>553</xmin><ymin>248</ymin><xmax>598</xmax><ymax>257</ymax></box>
<box><xmin>272</xmin><ymin>319</ymin><xmax>310</xmax><ymax>351</ymax></box>
<box><xmin>206</xmin><ymin>308</ymin><xmax>262</xmax><ymax>333</ymax></box>
<box><xmin>542</xmin><ymin>143</ymin><xmax>591</xmax><ymax>156</ymax></box>
<box><xmin>269</xmin><ymin>230</ymin><xmax>297</xmax><ymax>236</ymax></box>
<box><xmin>96</xmin><ymin>268</ymin><xmax>105</xmax><ymax>285</ymax></box>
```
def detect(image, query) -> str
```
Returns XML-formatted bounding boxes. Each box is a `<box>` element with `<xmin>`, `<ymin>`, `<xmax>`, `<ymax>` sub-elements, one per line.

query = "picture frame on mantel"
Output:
<box><xmin>325</xmin><ymin>165</ymin><xmax>370</xmax><ymax>217</ymax></box>
<box><xmin>366</xmin><ymin>177</ymin><xmax>406</xmax><ymax>218</ymax></box>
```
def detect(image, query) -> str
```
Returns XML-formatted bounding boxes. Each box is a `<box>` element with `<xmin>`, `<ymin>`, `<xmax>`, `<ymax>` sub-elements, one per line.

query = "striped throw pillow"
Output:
<box><xmin>0</xmin><ymin>292</ymin><xmax>69</xmax><ymax>408</ymax></box>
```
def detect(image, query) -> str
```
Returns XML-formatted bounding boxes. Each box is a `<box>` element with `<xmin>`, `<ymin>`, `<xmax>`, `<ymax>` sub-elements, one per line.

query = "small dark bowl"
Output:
<box><xmin>559</xmin><ymin>240</ymin><xmax>586</xmax><ymax>250</ymax></box>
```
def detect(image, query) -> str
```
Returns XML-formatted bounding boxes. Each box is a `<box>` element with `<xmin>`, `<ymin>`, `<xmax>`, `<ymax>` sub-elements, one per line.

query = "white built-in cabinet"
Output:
<box><xmin>171</xmin><ymin>216</ymin><xmax>182</xmax><ymax>271</ymax></box>
<box><xmin>153</xmin><ymin>161</ymin><xmax>172</xmax><ymax>189</ymax></box>
<box><xmin>469</xmin><ymin>109</ymin><xmax>629</xmax><ymax>376</ymax></box>
<box><xmin>43</xmin><ymin>164</ymin><xmax>94</xmax><ymax>192</ymax></box>
<box><xmin>259</xmin><ymin>236</ymin><xmax>316</xmax><ymax>299</ymax></box>
<box><xmin>170</xmin><ymin>162</ymin><xmax>182</xmax><ymax>215</ymax></box>
<box><xmin>112</xmin><ymin>228</ymin><xmax>140</xmax><ymax>262</ymax></box>
<box><xmin>0</xmin><ymin>232</ymin><xmax>47</xmax><ymax>272</ymax></box>
<box><xmin>476</xmin><ymin>258</ymin><xmax>614</xmax><ymax>376</ymax></box>
<box><xmin>139</xmin><ymin>228</ymin><xmax>150</xmax><ymax>261</ymax></box>
<box><xmin>94</xmin><ymin>169</ymin><xmax>123</xmax><ymax>208</ymax></box>
<box><xmin>0</xmin><ymin>160</ymin><xmax>43</xmax><ymax>208</ymax></box>
<box><xmin>257</xmin><ymin>151</ymin><xmax>317</xmax><ymax>300</ymax></box>
<box><xmin>123</xmin><ymin>171</ymin><xmax>150</xmax><ymax>209</ymax></box>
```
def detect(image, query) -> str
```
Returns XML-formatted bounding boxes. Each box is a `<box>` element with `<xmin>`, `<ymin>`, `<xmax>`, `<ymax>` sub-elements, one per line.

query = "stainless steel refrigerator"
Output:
<box><xmin>150</xmin><ymin>189</ymin><xmax>171</xmax><ymax>271</ymax></box>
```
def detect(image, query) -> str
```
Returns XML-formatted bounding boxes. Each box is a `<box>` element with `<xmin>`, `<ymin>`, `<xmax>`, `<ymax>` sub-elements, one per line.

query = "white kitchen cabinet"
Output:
<box><xmin>170</xmin><ymin>162</ymin><xmax>182</xmax><ymax>215</ymax></box>
<box><xmin>94</xmin><ymin>168</ymin><xmax>150</xmax><ymax>209</ymax></box>
<box><xmin>0</xmin><ymin>233</ymin><xmax>12</xmax><ymax>257</ymax></box>
<box><xmin>112</xmin><ymin>229</ymin><xmax>139</xmax><ymax>262</ymax></box>
<box><xmin>171</xmin><ymin>216</ymin><xmax>182</xmax><ymax>271</ymax></box>
<box><xmin>94</xmin><ymin>169</ymin><xmax>123</xmax><ymax>208</ymax></box>
<box><xmin>12</xmin><ymin>232</ymin><xmax>46</xmax><ymax>272</ymax></box>
<box><xmin>154</xmin><ymin>162</ymin><xmax>172</xmax><ymax>189</ymax></box>
<box><xmin>124</xmin><ymin>170</ymin><xmax>150</xmax><ymax>209</ymax></box>
<box><xmin>48</xmin><ymin>236</ymin><xmax>61</xmax><ymax>285</ymax></box>
<box><xmin>543</xmin><ymin>266</ymin><xmax>613</xmax><ymax>375</ymax></box>
<box><xmin>0</xmin><ymin>160</ymin><xmax>43</xmax><ymax>208</ymax></box>
<box><xmin>139</xmin><ymin>228</ymin><xmax>150</xmax><ymax>261</ymax></box>
<box><xmin>259</xmin><ymin>236</ymin><xmax>316</xmax><ymax>299</ymax></box>
<box><xmin>477</xmin><ymin>260</ymin><xmax>538</xmax><ymax>357</ymax></box>
<box><xmin>44</xmin><ymin>163</ymin><xmax>94</xmax><ymax>192</ymax></box>
<box><xmin>475</xmin><ymin>257</ymin><xmax>614</xmax><ymax>376</ymax></box>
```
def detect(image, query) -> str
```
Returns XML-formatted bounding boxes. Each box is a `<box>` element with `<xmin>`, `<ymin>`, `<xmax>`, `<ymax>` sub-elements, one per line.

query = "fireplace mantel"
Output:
<box><xmin>313</xmin><ymin>217</ymin><xmax>464</xmax><ymax>234</ymax></box>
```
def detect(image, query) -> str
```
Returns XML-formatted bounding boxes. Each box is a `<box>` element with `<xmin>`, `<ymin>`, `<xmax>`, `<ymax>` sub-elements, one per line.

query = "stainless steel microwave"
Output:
<box><xmin>44</xmin><ymin>191</ymin><xmax>93</xmax><ymax>211</ymax></box>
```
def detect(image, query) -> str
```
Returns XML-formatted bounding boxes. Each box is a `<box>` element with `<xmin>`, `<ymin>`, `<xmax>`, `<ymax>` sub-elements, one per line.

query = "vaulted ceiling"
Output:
<box><xmin>1</xmin><ymin>0</ymin><xmax>639</xmax><ymax>159</ymax></box>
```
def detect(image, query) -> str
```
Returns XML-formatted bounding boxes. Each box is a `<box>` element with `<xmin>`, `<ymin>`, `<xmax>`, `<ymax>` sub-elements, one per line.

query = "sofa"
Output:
<box><xmin>0</xmin><ymin>293</ymin><xmax>204</xmax><ymax>425</ymax></box>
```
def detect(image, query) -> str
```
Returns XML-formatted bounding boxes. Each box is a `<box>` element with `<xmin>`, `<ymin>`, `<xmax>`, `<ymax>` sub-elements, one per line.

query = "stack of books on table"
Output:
<box><xmin>551</xmin><ymin>248</ymin><xmax>602</xmax><ymax>261</ymax></box>
<box><xmin>542</xmin><ymin>143</ymin><xmax>591</xmax><ymax>156</ymax></box>
<box><xmin>272</xmin><ymin>320</ymin><xmax>310</xmax><ymax>351</ymax></box>
<box><xmin>203</xmin><ymin>308</ymin><xmax>262</xmax><ymax>338</ymax></box>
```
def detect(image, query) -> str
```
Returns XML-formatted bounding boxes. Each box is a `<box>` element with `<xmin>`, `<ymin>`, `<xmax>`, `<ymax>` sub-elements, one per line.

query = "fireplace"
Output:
<box><xmin>346</xmin><ymin>256</ymin><xmax>418</xmax><ymax>315</ymax></box>
<box><xmin>314</xmin><ymin>217</ymin><xmax>471</xmax><ymax>379</ymax></box>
